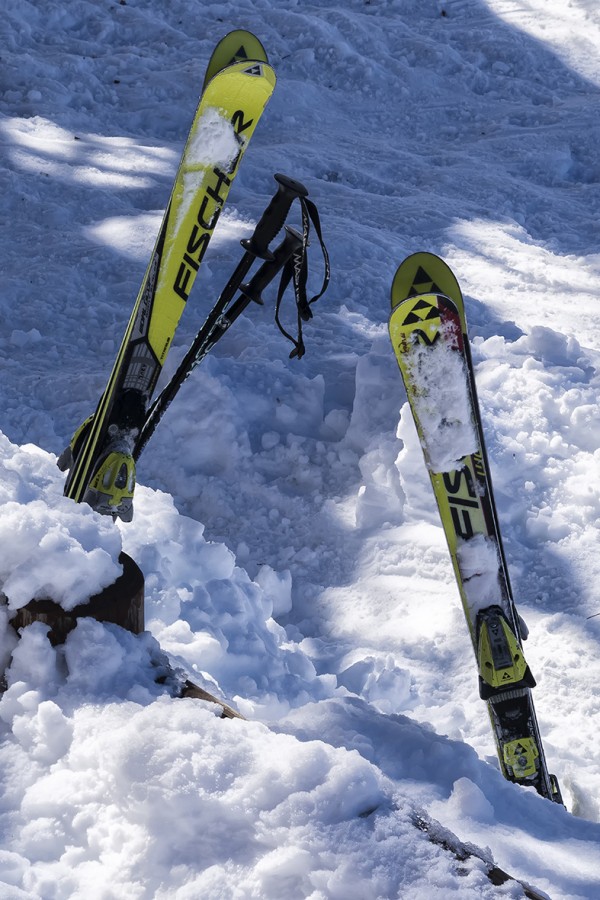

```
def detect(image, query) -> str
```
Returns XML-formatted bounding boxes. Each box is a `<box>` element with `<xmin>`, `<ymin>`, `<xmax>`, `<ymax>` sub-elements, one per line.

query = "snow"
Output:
<box><xmin>172</xmin><ymin>107</ymin><xmax>239</xmax><ymax>241</ymax></box>
<box><xmin>0</xmin><ymin>436</ymin><xmax>121</xmax><ymax>611</ymax></box>
<box><xmin>457</xmin><ymin>534</ymin><xmax>504</xmax><ymax>616</ymax></box>
<box><xmin>185</xmin><ymin>108</ymin><xmax>239</xmax><ymax>169</ymax></box>
<box><xmin>398</xmin><ymin>331</ymin><xmax>479</xmax><ymax>472</ymax></box>
<box><xmin>1</xmin><ymin>0</ymin><xmax>600</xmax><ymax>897</ymax></box>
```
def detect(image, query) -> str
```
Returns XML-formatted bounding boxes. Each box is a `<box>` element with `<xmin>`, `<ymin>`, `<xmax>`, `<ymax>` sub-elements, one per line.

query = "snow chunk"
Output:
<box><xmin>0</xmin><ymin>434</ymin><xmax>122</xmax><ymax>611</ymax></box>
<box><xmin>174</xmin><ymin>107</ymin><xmax>238</xmax><ymax>236</ymax></box>
<box><xmin>120</xmin><ymin>486</ymin><xmax>331</xmax><ymax>714</ymax></box>
<box><xmin>337</xmin><ymin>654</ymin><xmax>412</xmax><ymax>714</ymax></box>
<box><xmin>256</xmin><ymin>565</ymin><xmax>293</xmax><ymax>618</ymax></box>
<box><xmin>10</xmin><ymin>328</ymin><xmax>42</xmax><ymax>348</ymax></box>
<box><xmin>1</xmin><ymin>622</ymin><xmax>62</xmax><ymax>698</ymax></box>
<box><xmin>0</xmin><ymin>501</ymin><xmax>122</xmax><ymax>610</ymax></box>
<box><xmin>12</xmin><ymin>698</ymin><xmax>73</xmax><ymax>765</ymax></box>
<box><xmin>444</xmin><ymin>777</ymin><xmax>496</xmax><ymax>825</ymax></box>
<box><xmin>456</xmin><ymin>535</ymin><xmax>503</xmax><ymax>615</ymax></box>
<box><xmin>405</xmin><ymin>336</ymin><xmax>478</xmax><ymax>473</ymax></box>
<box><xmin>186</xmin><ymin>106</ymin><xmax>239</xmax><ymax>168</ymax></box>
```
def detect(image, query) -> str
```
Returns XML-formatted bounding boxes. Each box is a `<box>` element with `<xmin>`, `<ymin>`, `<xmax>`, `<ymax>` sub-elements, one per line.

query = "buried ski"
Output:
<box><xmin>411</xmin><ymin>811</ymin><xmax>549</xmax><ymax>899</ymax></box>
<box><xmin>60</xmin><ymin>33</ymin><xmax>275</xmax><ymax>521</ymax></box>
<box><xmin>388</xmin><ymin>252</ymin><xmax>561</xmax><ymax>804</ymax></box>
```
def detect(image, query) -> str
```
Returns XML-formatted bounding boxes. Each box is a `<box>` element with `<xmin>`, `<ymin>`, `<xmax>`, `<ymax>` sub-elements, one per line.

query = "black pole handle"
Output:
<box><xmin>241</xmin><ymin>174</ymin><xmax>308</xmax><ymax>260</ymax></box>
<box><xmin>240</xmin><ymin>226</ymin><xmax>303</xmax><ymax>304</ymax></box>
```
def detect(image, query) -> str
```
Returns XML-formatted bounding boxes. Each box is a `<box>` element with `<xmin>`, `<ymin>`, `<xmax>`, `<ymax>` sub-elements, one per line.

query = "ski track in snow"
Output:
<box><xmin>1</xmin><ymin>0</ymin><xmax>600</xmax><ymax>897</ymax></box>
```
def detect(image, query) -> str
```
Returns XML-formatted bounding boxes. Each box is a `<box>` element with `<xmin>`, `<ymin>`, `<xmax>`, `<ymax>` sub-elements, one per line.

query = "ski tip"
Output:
<box><xmin>391</xmin><ymin>252</ymin><xmax>463</xmax><ymax>311</ymax></box>
<box><xmin>203</xmin><ymin>30</ymin><xmax>269</xmax><ymax>90</ymax></box>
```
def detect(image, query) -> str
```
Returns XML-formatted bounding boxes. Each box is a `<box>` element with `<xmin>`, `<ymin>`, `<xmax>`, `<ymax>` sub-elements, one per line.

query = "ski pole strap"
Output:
<box><xmin>274</xmin><ymin>194</ymin><xmax>330</xmax><ymax>358</ymax></box>
<box><xmin>240</xmin><ymin>226</ymin><xmax>303</xmax><ymax>304</ymax></box>
<box><xmin>213</xmin><ymin>173</ymin><xmax>310</xmax><ymax>315</ymax></box>
<box><xmin>299</xmin><ymin>195</ymin><xmax>330</xmax><ymax>313</ymax></box>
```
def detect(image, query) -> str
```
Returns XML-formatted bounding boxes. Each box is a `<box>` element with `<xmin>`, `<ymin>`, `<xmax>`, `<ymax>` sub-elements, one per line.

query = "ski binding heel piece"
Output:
<box><xmin>502</xmin><ymin>737</ymin><xmax>539</xmax><ymax>781</ymax></box>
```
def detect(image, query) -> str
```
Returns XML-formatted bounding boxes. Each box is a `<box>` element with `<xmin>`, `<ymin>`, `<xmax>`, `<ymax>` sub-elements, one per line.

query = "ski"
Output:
<box><xmin>411</xmin><ymin>811</ymin><xmax>549</xmax><ymax>899</ymax></box>
<box><xmin>59</xmin><ymin>33</ymin><xmax>275</xmax><ymax>521</ymax></box>
<box><xmin>388</xmin><ymin>252</ymin><xmax>562</xmax><ymax>804</ymax></box>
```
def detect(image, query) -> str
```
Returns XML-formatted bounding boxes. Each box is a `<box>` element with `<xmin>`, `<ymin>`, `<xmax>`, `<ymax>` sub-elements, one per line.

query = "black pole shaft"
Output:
<box><xmin>134</xmin><ymin>225</ymin><xmax>304</xmax><ymax>461</ymax></box>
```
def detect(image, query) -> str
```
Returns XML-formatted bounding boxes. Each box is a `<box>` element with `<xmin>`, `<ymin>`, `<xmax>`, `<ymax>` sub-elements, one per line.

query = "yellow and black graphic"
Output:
<box><xmin>232</xmin><ymin>44</ymin><xmax>253</xmax><ymax>62</ymax></box>
<box><xmin>477</xmin><ymin>606</ymin><xmax>535</xmax><ymax>697</ymax></box>
<box><xmin>389</xmin><ymin>292</ymin><xmax>447</xmax><ymax>354</ymax></box>
<box><xmin>503</xmin><ymin>737</ymin><xmax>539</xmax><ymax>780</ymax></box>
<box><xmin>202</xmin><ymin>30</ymin><xmax>269</xmax><ymax>90</ymax></box>
<box><xmin>391</xmin><ymin>251</ymin><xmax>464</xmax><ymax>316</ymax></box>
<box><xmin>432</xmin><ymin>454</ymin><xmax>493</xmax><ymax>548</ymax></box>
<box><xmin>407</xmin><ymin>265</ymin><xmax>442</xmax><ymax>298</ymax></box>
<box><xmin>400</xmin><ymin>295</ymin><xmax>441</xmax><ymax>326</ymax></box>
<box><xmin>242</xmin><ymin>64</ymin><xmax>266</xmax><ymax>77</ymax></box>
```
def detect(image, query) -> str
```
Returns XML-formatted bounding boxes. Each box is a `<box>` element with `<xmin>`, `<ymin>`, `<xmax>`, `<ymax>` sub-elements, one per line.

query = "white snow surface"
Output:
<box><xmin>401</xmin><ymin>334</ymin><xmax>479</xmax><ymax>471</ymax></box>
<box><xmin>1</xmin><ymin>1</ymin><xmax>600</xmax><ymax>897</ymax></box>
<box><xmin>457</xmin><ymin>533</ymin><xmax>505</xmax><ymax>616</ymax></box>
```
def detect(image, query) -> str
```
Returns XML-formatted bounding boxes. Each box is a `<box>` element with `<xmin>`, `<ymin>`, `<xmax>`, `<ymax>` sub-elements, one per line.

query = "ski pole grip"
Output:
<box><xmin>240</xmin><ymin>226</ymin><xmax>303</xmax><ymax>304</ymax></box>
<box><xmin>241</xmin><ymin>174</ymin><xmax>308</xmax><ymax>260</ymax></box>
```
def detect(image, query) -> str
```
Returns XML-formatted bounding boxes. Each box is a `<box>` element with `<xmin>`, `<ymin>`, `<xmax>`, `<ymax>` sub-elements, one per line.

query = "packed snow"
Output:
<box><xmin>391</xmin><ymin>329</ymin><xmax>479</xmax><ymax>471</ymax></box>
<box><xmin>457</xmin><ymin>533</ymin><xmax>505</xmax><ymax>616</ymax></box>
<box><xmin>1</xmin><ymin>0</ymin><xmax>600</xmax><ymax>897</ymax></box>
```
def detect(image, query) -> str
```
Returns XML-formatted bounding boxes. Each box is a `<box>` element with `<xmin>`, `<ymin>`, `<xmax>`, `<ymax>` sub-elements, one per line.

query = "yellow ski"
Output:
<box><xmin>61</xmin><ymin>43</ymin><xmax>275</xmax><ymax>520</ymax></box>
<box><xmin>389</xmin><ymin>252</ymin><xmax>562</xmax><ymax>803</ymax></box>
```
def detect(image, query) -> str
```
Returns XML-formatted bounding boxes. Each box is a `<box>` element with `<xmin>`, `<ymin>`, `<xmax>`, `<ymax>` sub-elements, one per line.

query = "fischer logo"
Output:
<box><xmin>442</xmin><ymin>456</ymin><xmax>483</xmax><ymax>540</ymax></box>
<box><xmin>173</xmin><ymin>109</ymin><xmax>254</xmax><ymax>302</ymax></box>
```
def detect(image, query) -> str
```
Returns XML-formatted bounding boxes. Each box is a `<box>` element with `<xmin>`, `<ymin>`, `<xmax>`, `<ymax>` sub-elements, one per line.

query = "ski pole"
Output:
<box><xmin>211</xmin><ymin>172</ymin><xmax>308</xmax><ymax>310</ymax></box>
<box><xmin>134</xmin><ymin>226</ymin><xmax>303</xmax><ymax>460</ymax></box>
<box><xmin>241</xmin><ymin>173</ymin><xmax>307</xmax><ymax>259</ymax></box>
<box><xmin>165</xmin><ymin>171</ymin><xmax>308</xmax><ymax>384</ymax></box>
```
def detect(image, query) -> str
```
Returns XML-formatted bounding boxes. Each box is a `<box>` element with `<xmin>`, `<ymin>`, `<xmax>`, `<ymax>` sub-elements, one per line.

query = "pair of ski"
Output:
<box><xmin>389</xmin><ymin>252</ymin><xmax>562</xmax><ymax>804</ymax></box>
<box><xmin>57</xmin><ymin>26</ymin><xmax>559</xmax><ymax>806</ymax></box>
<box><xmin>59</xmin><ymin>30</ymin><xmax>313</xmax><ymax>521</ymax></box>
